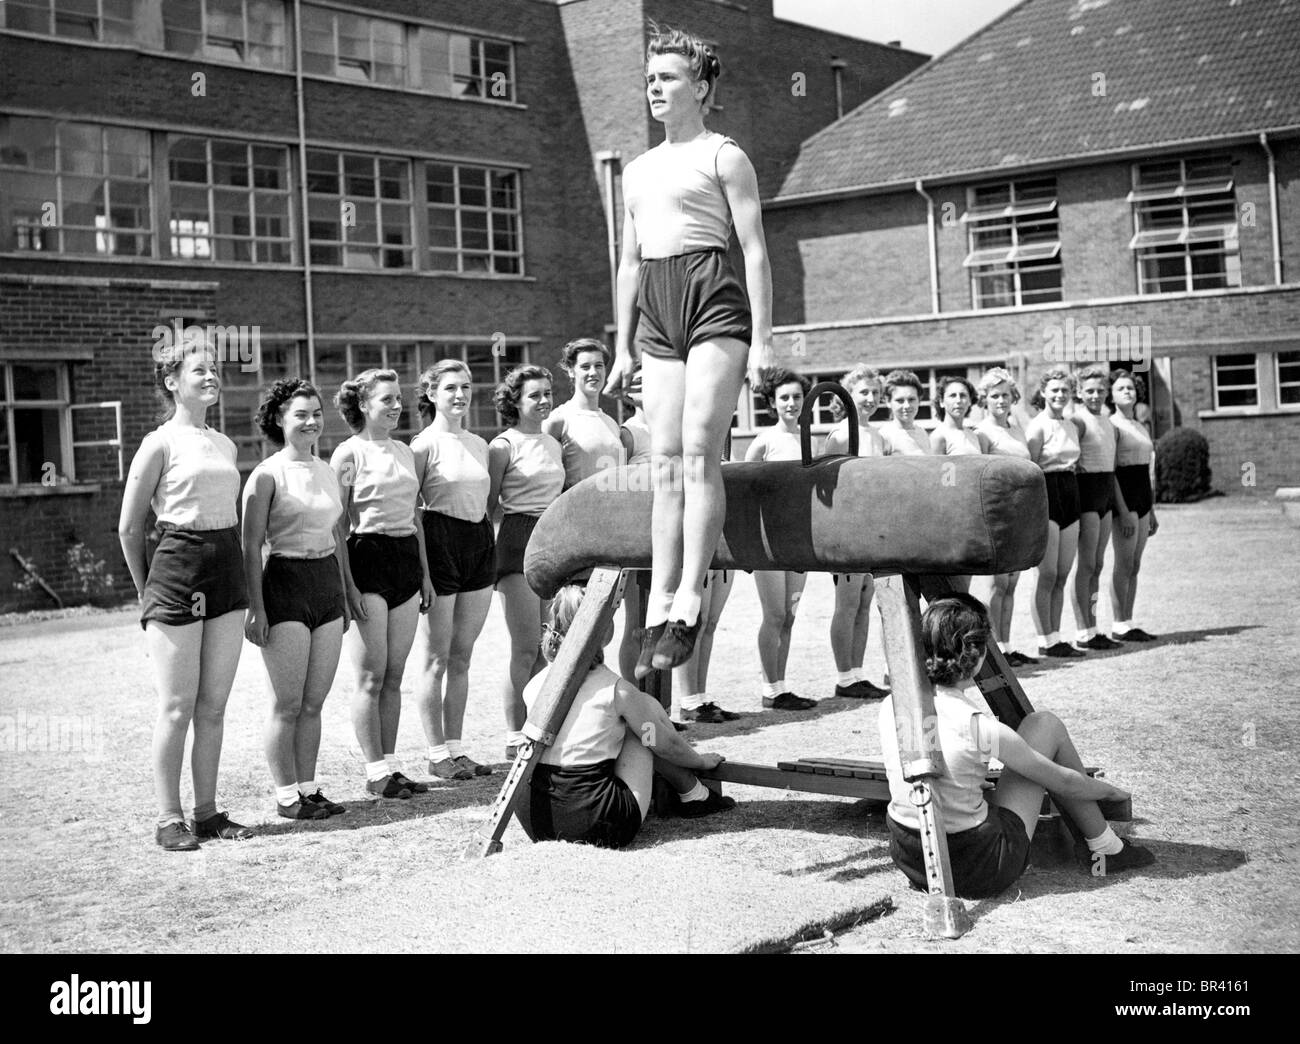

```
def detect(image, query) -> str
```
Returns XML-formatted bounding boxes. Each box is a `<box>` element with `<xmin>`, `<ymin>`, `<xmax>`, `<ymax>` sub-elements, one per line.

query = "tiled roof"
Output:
<box><xmin>775</xmin><ymin>0</ymin><xmax>1300</xmax><ymax>200</ymax></box>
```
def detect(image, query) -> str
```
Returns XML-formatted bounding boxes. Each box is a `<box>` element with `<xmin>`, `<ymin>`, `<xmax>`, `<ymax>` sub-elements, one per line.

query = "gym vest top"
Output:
<box><xmin>751</xmin><ymin>427</ymin><xmax>802</xmax><ymax>462</ymax></box>
<box><xmin>251</xmin><ymin>453</ymin><xmax>342</xmax><ymax>559</ymax></box>
<box><xmin>411</xmin><ymin>427</ymin><xmax>491</xmax><ymax>522</ymax></box>
<box><xmin>525</xmin><ymin>661</ymin><xmax>626</xmax><ymax>768</ymax></box>
<box><xmin>828</xmin><ymin>419</ymin><xmax>888</xmax><ymax>457</ymax></box>
<box><xmin>1033</xmin><ymin>415</ymin><xmax>1081</xmax><ymax>472</ymax></box>
<box><xmin>941</xmin><ymin>426</ymin><xmax>984</xmax><ymax>456</ymax></box>
<box><xmin>621</xmin><ymin>410</ymin><xmax>652</xmax><ymax>466</ymax></box>
<box><xmin>1112</xmin><ymin>411</ymin><xmax>1154</xmax><ymax>467</ymax></box>
<box><xmin>1076</xmin><ymin>408</ymin><xmax>1117</xmax><ymax>472</ymax></box>
<box><xmin>147</xmin><ymin>423</ymin><xmax>240</xmax><ymax>530</ymax></box>
<box><xmin>978</xmin><ymin>418</ymin><xmax>1031</xmax><ymax>460</ymax></box>
<box><xmin>336</xmin><ymin>436</ymin><xmax>418</xmax><ymax>537</ymax></box>
<box><xmin>493</xmin><ymin>428</ymin><xmax>565</xmax><ymax>517</ymax></box>
<box><xmin>624</xmin><ymin>132</ymin><xmax>736</xmax><ymax>259</ymax></box>
<box><xmin>551</xmin><ymin>403</ymin><xmax>624</xmax><ymax>489</ymax></box>
<box><xmin>879</xmin><ymin>685</ymin><xmax>997</xmax><ymax>834</ymax></box>
<box><xmin>879</xmin><ymin>422</ymin><xmax>932</xmax><ymax>456</ymax></box>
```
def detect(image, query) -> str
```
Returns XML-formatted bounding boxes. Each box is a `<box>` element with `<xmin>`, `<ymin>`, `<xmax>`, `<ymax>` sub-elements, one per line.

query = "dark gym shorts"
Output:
<box><xmin>1115</xmin><ymin>464</ymin><xmax>1154</xmax><ymax>518</ymax></box>
<box><xmin>635</xmin><ymin>248</ymin><xmax>752</xmax><ymax>361</ymax></box>
<box><xmin>494</xmin><ymin>512</ymin><xmax>540</xmax><ymax>583</ymax></box>
<box><xmin>263</xmin><ymin>554</ymin><xmax>345</xmax><ymax>630</ymax></box>
<box><xmin>1043</xmin><ymin>469</ymin><xmax>1081</xmax><ymax>529</ymax></box>
<box><xmin>424</xmin><ymin>511</ymin><xmax>495</xmax><ymax>596</ymax></box>
<box><xmin>140</xmin><ymin>525</ymin><xmax>248</xmax><ymax>630</ymax></box>
<box><xmin>519</xmin><ymin>759</ymin><xmax>643</xmax><ymax>850</ymax></box>
<box><xmin>347</xmin><ymin>532</ymin><xmax>421</xmax><ymax>609</ymax></box>
<box><xmin>887</xmin><ymin>805</ymin><xmax>1031</xmax><ymax>900</ymax></box>
<box><xmin>1076</xmin><ymin>471</ymin><xmax>1114</xmax><ymax>518</ymax></box>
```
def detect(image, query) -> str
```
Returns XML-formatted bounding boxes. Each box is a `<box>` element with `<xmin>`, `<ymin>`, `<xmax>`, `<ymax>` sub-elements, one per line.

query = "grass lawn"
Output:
<box><xmin>1</xmin><ymin>497</ymin><xmax>1297</xmax><ymax>953</ymax></box>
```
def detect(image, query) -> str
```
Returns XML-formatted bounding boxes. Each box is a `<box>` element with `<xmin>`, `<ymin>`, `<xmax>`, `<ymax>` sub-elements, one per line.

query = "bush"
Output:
<box><xmin>1155</xmin><ymin>427</ymin><xmax>1214</xmax><ymax>503</ymax></box>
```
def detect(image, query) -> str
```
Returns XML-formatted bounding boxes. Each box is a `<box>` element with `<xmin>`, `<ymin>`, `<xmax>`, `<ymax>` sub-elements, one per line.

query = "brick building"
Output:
<box><xmin>759</xmin><ymin>0</ymin><xmax>1300</xmax><ymax>491</ymax></box>
<box><xmin>0</xmin><ymin>0</ymin><xmax>924</xmax><ymax>609</ymax></box>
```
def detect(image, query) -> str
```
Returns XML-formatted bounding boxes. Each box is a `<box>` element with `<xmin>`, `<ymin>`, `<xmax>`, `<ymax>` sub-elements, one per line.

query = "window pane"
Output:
<box><xmin>12</xmin><ymin>365</ymin><xmax>61</xmax><ymax>400</ymax></box>
<box><xmin>14</xmin><ymin>407</ymin><xmax>63</xmax><ymax>483</ymax></box>
<box><xmin>1</xmin><ymin>116</ymin><xmax>58</xmax><ymax>171</ymax></box>
<box><xmin>60</xmin><ymin>123</ymin><xmax>104</xmax><ymax>176</ymax></box>
<box><xmin>162</xmin><ymin>0</ymin><xmax>202</xmax><ymax>52</ymax></box>
<box><xmin>5</xmin><ymin>1</ymin><xmax>53</xmax><ymax>34</ymax></box>
<box><xmin>306</xmin><ymin>151</ymin><xmax>339</xmax><ymax>194</ymax></box>
<box><xmin>211</xmin><ymin>140</ymin><xmax>250</xmax><ymax>186</ymax></box>
<box><xmin>343</xmin><ymin>155</ymin><xmax>376</xmax><ymax>198</ymax></box>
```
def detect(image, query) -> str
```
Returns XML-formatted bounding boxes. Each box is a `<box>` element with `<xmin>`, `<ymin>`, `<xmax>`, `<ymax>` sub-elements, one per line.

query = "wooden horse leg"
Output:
<box><xmin>875</xmin><ymin>574</ymin><xmax>972</xmax><ymax>939</ymax></box>
<box><xmin>463</xmin><ymin>567</ymin><xmax>625</xmax><ymax>859</ymax></box>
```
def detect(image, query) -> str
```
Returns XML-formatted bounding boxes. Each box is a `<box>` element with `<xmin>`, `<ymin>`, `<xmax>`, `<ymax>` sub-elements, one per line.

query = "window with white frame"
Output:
<box><xmin>1212</xmin><ymin>353</ymin><xmax>1259</xmax><ymax>410</ymax></box>
<box><xmin>301</xmin><ymin>4</ymin><xmax>407</xmax><ymax>86</ymax></box>
<box><xmin>213</xmin><ymin>340</ymin><xmax>306</xmax><ymax>466</ymax></box>
<box><xmin>1130</xmin><ymin>155</ymin><xmax>1241</xmax><ymax>294</ymax></box>
<box><xmin>426</xmin><ymin>163</ymin><xmax>523</xmax><ymax>275</ymax></box>
<box><xmin>0</xmin><ymin>116</ymin><xmax>152</xmax><ymax>256</ymax></box>
<box><xmin>416</xmin><ymin>27</ymin><xmax>515</xmax><ymax>100</ymax></box>
<box><xmin>166</xmin><ymin>136</ymin><xmax>293</xmax><ymax>262</ymax></box>
<box><xmin>963</xmin><ymin>177</ymin><xmax>1062</xmax><ymax>309</ymax></box>
<box><xmin>161</xmin><ymin>0</ymin><xmax>288</xmax><ymax>69</ymax></box>
<box><xmin>1276</xmin><ymin>351</ymin><xmax>1300</xmax><ymax>409</ymax></box>
<box><xmin>0</xmin><ymin>0</ymin><xmax>136</xmax><ymax>43</ymax></box>
<box><xmin>306</xmin><ymin>150</ymin><xmax>412</xmax><ymax>269</ymax></box>
<box><xmin>1</xmin><ymin>362</ymin><xmax>68</xmax><ymax>485</ymax></box>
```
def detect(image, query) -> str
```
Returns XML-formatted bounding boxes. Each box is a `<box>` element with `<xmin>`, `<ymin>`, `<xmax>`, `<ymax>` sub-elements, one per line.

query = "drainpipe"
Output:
<box><xmin>293</xmin><ymin>0</ymin><xmax>317</xmax><ymax>382</ymax></box>
<box><xmin>914</xmin><ymin>179</ymin><xmax>940</xmax><ymax>314</ymax></box>
<box><xmin>595</xmin><ymin>151</ymin><xmax>622</xmax><ymax>333</ymax></box>
<box><xmin>1259</xmin><ymin>132</ymin><xmax>1283</xmax><ymax>285</ymax></box>
<box><xmin>830</xmin><ymin>59</ymin><xmax>846</xmax><ymax>121</ymax></box>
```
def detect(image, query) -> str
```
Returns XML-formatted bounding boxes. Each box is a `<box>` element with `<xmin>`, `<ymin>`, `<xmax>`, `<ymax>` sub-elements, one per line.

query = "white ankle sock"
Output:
<box><xmin>298</xmin><ymin>779</ymin><xmax>316</xmax><ymax>796</ymax></box>
<box><xmin>1114</xmin><ymin>619</ymin><xmax>1131</xmax><ymax>633</ymax></box>
<box><xmin>1076</xmin><ymin>627</ymin><xmax>1094</xmax><ymax>643</ymax></box>
<box><xmin>275</xmin><ymin>783</ymin><xmax>299</xmax><ymax>807</ymax></box>
<box><xmin>668</xmin><ymin>590</ymin><xmax>702</xmax><ymax>626</ymax></box>
<box><xmin>384</xmin><ymin>754</ymin><xmax>401</xmax><ymax>774</ymax></box>
<box><xmin>678</xmin><ymin>781</ymin><xmax>710</xmax><ymax>803</ymax></box>
<box><xmin>761</xmin><ymin>680</ymin><xmax>781</xmax><ymax>698</ymax></box>
<box><xmin>428</xmin><ymin>744</ymin><xmax>450</xmax><ymax>763</ymax></box>
<box><xmin>365</xmin><ymin>759</ymin><xmax>390</xmax><ymax>783</ymax></box>
<box><xmin>836</xmin><ymin>669</ymin><xmax>857</xmax><ymax>686</ymax></box>
<box><xmin>679</xmin><ymin>691</ymin><xmax>705</xmax><ymax>712</ymax></box>
<box><xmin>1086</xmin><ymin>825</ymin><xmax>1123</xmax><ymax>856</ymax></box>
<box><xmin>446</xmin><ymin>739</ymin><xmax>465</xmax><ymax>759</ymax></box>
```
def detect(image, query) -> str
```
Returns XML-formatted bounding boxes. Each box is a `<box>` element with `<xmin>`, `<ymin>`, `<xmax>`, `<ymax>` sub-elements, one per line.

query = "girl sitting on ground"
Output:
<box><xmin>518</xmin><ymin>584</ymin><xmax>736</xmax><ymax>849</ymax></box>
<box><xmin>878</xmin><ymin>593</ymin><xmax>1154</xmax><ymax>898</ymax></box>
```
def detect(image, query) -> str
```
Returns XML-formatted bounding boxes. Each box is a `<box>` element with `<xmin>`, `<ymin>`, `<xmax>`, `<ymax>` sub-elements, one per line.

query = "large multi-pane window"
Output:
<box><xmin>1130</xmin><ymin>155</ymin><xmax>1241</xmax><ymax>294</ymax></box>
<box><xmin>1</xmin><ymin>363</ymin><xmax>68</xmax><ymax>486</ymax></box>
<box><xmin>417</xmin><ymin>28</ymin><xmax>515</xmax><ymax>100</ymax></box>
<box><xmin>426</xmin><ymin>164</ymin><xmax>523</xmax><ymax>274</ymax></box>
<box><xmin>0</xmin><ymin>116</ymin><xmax>151</xmax><ymax>256</ymax></box>
<box><xmin>161</xmin><ymin>0</ymin><xmax>288</xmax><ymax>69</ymax></box>
<box><xmin>301</xmin><ymin>4</ymin><xmax>405</xmax><ymax>85</ymax></box>
<box><xmin>166</xmin><ymin>136</ymin><xmax>293</xmax><ymax>262</ymax></box>
<box><xmin>0</xmin><ymin>0</ymin><xmax>136</xmax><ymax>42</ymax></box>
<box><xmin>1212</xmin><ymin>353</ymin><xmax>1258</xmax><ymax>411</ymax></box>
<box><xmin>963</xmin><ymin>177</ymin><xmax>1062</xmax><ymax>309</ymax></box>
<box><xmin>215</xmin><ymin>340</ymin><xmax>306</xmax><ymax>466</ymax></box>
<box><xmin>306</xmin><ymin>150</ymin><xmax>413</xmax><ymax>269</ymax></box>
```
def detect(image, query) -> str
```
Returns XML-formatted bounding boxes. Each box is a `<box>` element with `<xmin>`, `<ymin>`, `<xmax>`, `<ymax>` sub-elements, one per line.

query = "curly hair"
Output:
<box><xmin>494</xmin><ymin>364</ymin><xmax>554</xmax><ymax>426</ymax></box>
<box><xmin>416</xmin><ymin>359</ymin><xmax>472</xmax><ymax>424</ymax></box>
<box><xmin>539</xmin><ymin>583</ymin><xmax>606</xmax><ymax>666</ymax></box>
<box><xmin>1076</xmin><ymin>364</ymin><xmax>1111</xmax><ymax>387</ymax></box>
<box><xmin>335</xmin><ymin>368</ymin><xmax>399</xmax><ymax>433</ymax></box>
<box><xmin>256</xmin><ymin>378</ymin><xmax>321</xmax><ymax>445</ymax></box>
<box><xmin>921</xmin><ymin>593</ymin><xmax>992</xmax><ymax>686</ymax></box>
<box><xmin>932</xmin><ymin>375</ymin><xmax>978</xmax><ymax>421</ymax></box>
<box><xmin>883</xmin><ymin>369</ymin><xmax>923</xmax><ymax>402</ymax></box>
<box><xmin>1031</xmin><ymin>367</ymin><xmax>1077</xmax><ymax>410</ymax></box>
<box><xmin>1107</xmin><ymin>368</ymin><xmax>1148</xmax><ymax>409</ymax></box>
<box><xmin>758</xmin><ymin>367</ymin><xmax>810</xmax><ymax>407</ymax></box>
<box><xmin>559</xmin><ymin>338</ymin><xmax>610</xmax><ymax>375</ymax></box>
<box><xmin>829</xmin><ymin>365</ymin><xmax>882</xmax><ymax>422</ymax></box>
<box><xmin>976</xmin><ymin>367</ymin><xmax>1020</xmax><ymax>407</ymax></box>
<box><xmin>646</xmin><ymin>23</ymin><xmax>722</xmax><ymax>109</ymax></box>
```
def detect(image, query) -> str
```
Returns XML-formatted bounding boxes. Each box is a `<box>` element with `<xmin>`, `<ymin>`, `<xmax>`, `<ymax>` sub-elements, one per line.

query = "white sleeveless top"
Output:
<box><xmin>526</xmin><ymin>662</ymin><xmax>627</xmax><ymax>768</ymax></box>
<box><xmin>1112</xmin><ymin>411</ymin><xmax>1154</xmax><ymax>467</ymax></box>
<box><xmin>412</xmin><ymin>427</ymin><xmax>491</xmax><ymax>522</ymax></box>
<box><xmin>493</xmin><ymin>428</ymin><xmax>565</xmax><ymax>516</ymax></box>
<box><xmin>1032</xmin><ymin>414</ymin><xmax>1081</xmax><ymax>472</ymax></box>
<box><xmin>941</xmin><ymin>426</ymin><xmax>984</xmax><ymax>456</ymax></box>
<box><xmin>249</xmin><ymin>452</ymin><xmax>342</xmax><ymax>559</ymax></box>
<box><xmin>147</xmin><ymin>423</ymin><xmax>240</xmax><ymax>530</ymax></box>
<box><xmin>879</xmin><ymin>422</ymin><xmax>932</xmax><ymax>456</ymax></box>
<box><xmin>879</xmin><ymin>685</ymin><xmax>997</xmax><ymax>833</ymax></box>
<box><xmin>978</xmin><ymin>418</ymin><xmax>1031</xmax><ymax>460</ymax></box>
<box><xmin>621</xmin><ymin>409</ymin><xmax>653</xmax><ymax>466</ymax></box>
<box><xmin>1076</xmin><ymin>408</ymin><xmax>1117</xmax><ymax>472</ymax></box>
<box><xmin>751</xmin><ymin>427</ymin><xmax>802</xmax><ymax>462</ymax></box>
<box><xmin>623</xmin><ymin>132</ymin><xmax>736</xmax><ymax>259</ymax></box>
<box><xmin>550</xmin><ymin>403</ymin><xmax>623</xmax><ymax>489</ymax></box>
<box><xmin>828</xmin><ymin>419</ymin><xmax>888</xmax><ymax>457</ymax></box>
<box><xmin>334</xmin><ymin>436</ymin><xmax>418</xmax><ymax>537</ymax></box>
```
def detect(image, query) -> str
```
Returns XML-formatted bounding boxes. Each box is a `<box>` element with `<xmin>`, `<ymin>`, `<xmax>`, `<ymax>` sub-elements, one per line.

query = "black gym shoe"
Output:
<box><xmin>1004</xmin><ymin>650</ymin><xmax>1039</xmax><ymax>667</ymax></box>
<box><xmin>834</xmin><ymin>679</ymin><xmax>890</xmax><ymax>699</ymax></box>
<box><xmin>366</xmin><ymin>773</ymin><xmax>413</xmax><ymax>798</ymax></box>
<box><xmin>192</xmin><ymin>811</ymin><xmax>254</xmax><ymax>840</ymax></box>
<box><xmin>277</xmin><ymin>799</ymin><xmax>329</xmax><ymax>821</ymax></box>
<box><xmin>634</xmin><ymin>622</ymin><xmax>666</xmax><ymax>679</ymax></box>
<box><xmin>391</xmin><ymin>770</ymin><xmax>429</xmax><ymax>794</ymax></box>
<box><xmin>1076</xmin><ymin>837</ymin><xmax>1156</xmax><ymax>875</ymax></box>
<box><xmin>762</xmin><ymin>692</ymin><xmax>817</xmax><ymax>711</ymax></box>
<box><xmin>676</xmin><ymin>789</ymin><xmax>737</xmax><ymax>819</ymax></box>
<box><xmin>303</xmin><ymin>789</ymin><xmax>347</xmax><ymax>816</ymax></box>
<box><xmin>155</xmin><ymin>821</ymin><xmax>200</xmax><ymax>852</ymax></box>
<box><xmin>651</xmin><ymin>616</ymin><xmax>702</xmax><ymax>671</ymax></box>
<box><xmin>1041</xmin><ymin>641</ymin><xmax>1085</xmax><ymax>658</ymax></box>
<box><xmin>428</xmin><ymin>758</ymin><xmax>473</xmax><ymax>781</ymax></box>
<box><xmin>455</xmin><ymin>755</ymin><xmax>493</xmax><ymax>777</ymax></box>
<box><xmin>682</xmin><ymin>702</ymin><xmax>741</xmax><ymax>723</ymax></box>
<box><xmin>1078</xmin><ymin>634</ymin><xmax>1122</xmax><ymax>650</ymax></box>
<box><xmin>1114</xmin><ymin>627</ymin><xmax>1157</xmax><ymax>642</ymax></box>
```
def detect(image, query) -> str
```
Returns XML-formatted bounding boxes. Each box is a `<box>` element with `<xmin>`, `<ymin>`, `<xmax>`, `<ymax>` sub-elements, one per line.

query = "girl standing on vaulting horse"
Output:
<box><xmin>605</xmin><ymin>24</ymin><xmax>772</xmax><ymax>678</ymax></box>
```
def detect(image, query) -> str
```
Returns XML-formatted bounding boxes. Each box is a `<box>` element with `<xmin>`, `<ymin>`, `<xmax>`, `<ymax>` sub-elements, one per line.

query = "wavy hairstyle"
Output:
<box><xmin>976</xmin><ymin>367</ymin><xmax>1020</xmax><ymax>407</ymax></box>
<box><xmin>559</xmin><ymin>337</ymin><xmax>610</xmax><ymax>376</ymax></box>
<box><xmin>335</xmin><ymin>368</ymin><xmax>399</xmax><ymax>432</ymax></box>
<box><xmin>830</xmin><ymin>365</ymin><xmax>883</xmax><ymax>422</ymax></box>
<box><xmin>539</xmin><ymin>583</ymin><xmax>606</xmax><ymax>666</ymax></box>
<box><xmin>883</xmin><ymin>369</ymin><xmax>923</xmax><ymax>402</ymax></box>
<box><xmin>758</xmin><ymin>367</ymin><xmax>811</xmax><ymax>407</ymax></box>
<box><xmin>416</xmin><ymin>359</ymin><xmax>472</xmax><ymax>425</ymax></box>
<box><xmin>646</xmin><ymin>23</ymin><xmax>722</xmax><ymax>109</ymax></box>
<box><xmin>494</xmin><ymin>364</ymin><xmax>554</xmax><ymax>426</ymax></box>
<box><xmin>1030</xmin><ymin>366</ymin><xmax>1077</xmax><ymax>410</ymax></box>
<box><xmin>932</xmin><ymin>375</ymin><xmax>978</xmax><ymax>421</ymax></box>
<box><xmin>921</xmin><ymin>593</ymin><xmax>992</xmax><ymax>686</ymax></box>
<box><xmin>255</xmin><ymin>378</ymin><xmax>321</xmax><ymax>445</ymax></box>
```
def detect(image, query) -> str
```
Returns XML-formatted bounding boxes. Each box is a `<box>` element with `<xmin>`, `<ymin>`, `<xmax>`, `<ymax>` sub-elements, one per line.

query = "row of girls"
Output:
<box><xmin>119</xmin><ymin>335</ymin><xmax>624</xmax><ymax>851</ymax></box>
<box><xmin>747</xmin><ymin>363</ymin><xmax>1157</xmax><ymax>710</ymax></box>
